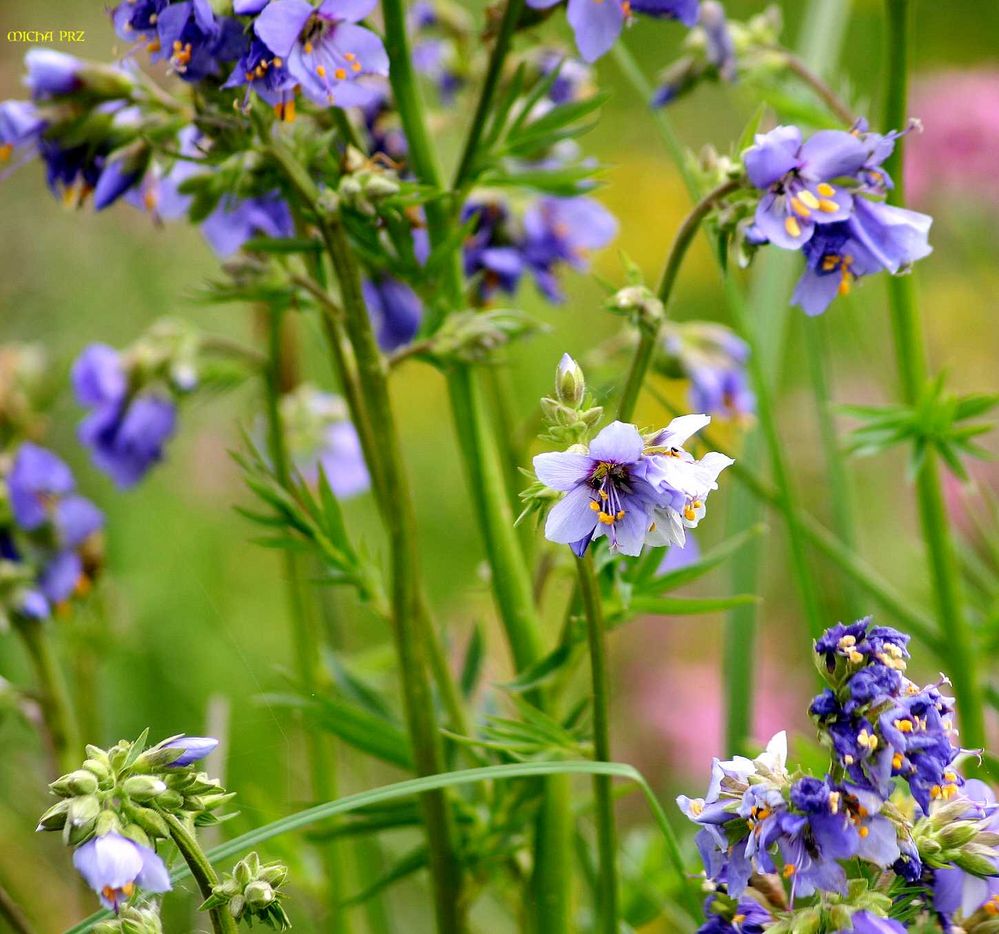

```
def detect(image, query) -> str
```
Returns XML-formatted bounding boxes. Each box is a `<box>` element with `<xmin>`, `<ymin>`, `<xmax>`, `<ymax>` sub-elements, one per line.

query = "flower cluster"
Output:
<box><xmin>463</xmin><ymin>195</ymin><xmax>618</xmax><ymax>303</ymax></box>
<box><xmin>533</xmin><ymin>395</ymin><xmax>732</xmax><ymax>556</ymax></box>
<box><xmin>679</xmin><ymin>618</ymin><xmax>999</xmax><ymax>932</ymax></box>
<box><xmin>201</xmin><ymin>851</ymin><xmax>292</xmax><ymax>930</ymax></box>
<box><xmin>38</xmin><ymin>733</ymin><xmax>225</xmax><ymax>911</ymax></box>
<box><xmin>741</xmin><ymin>122</ymin><xmax>933</xmax><ymax>315</ymax></box>
<box><xmin>1</xmin><ymin>443</ymin><xmax>103</xmax><ymax>623</ymax></box>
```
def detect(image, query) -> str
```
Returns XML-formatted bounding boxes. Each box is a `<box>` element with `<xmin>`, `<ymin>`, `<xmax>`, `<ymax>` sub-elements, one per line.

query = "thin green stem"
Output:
<box><xmin>318</xmin><ymin>211</ymin><xmax>465</xmax><ymax>933</ymax></box>
<box><xmin>0</xmin><ymin>880</ymin><xmax>35</xmax><ymax>934</ymax></box>
<box><xmin>575</xmin><ymin>554</ymin><xmax>618</xmax><ymax>934</ymax></box>
<box><xmin>163</xmin><ymin>813</ymin><xmax>238</xmax><ymax>934</ymax></box>
<box><xmin>882</xmin><ymin>0</ymin><xmax>985</xmax><ymax>749</ymax></box>
<box><xmin>617</xmin><ymin>177</ymin><xmax>741</xmax><ymax>422</ymax></box>
<box><xmin>261</xmin><ymin>307</ymin><xmax>347</xmax><ymax>933</ymax></box>
<box><xmin>779</xmin><ymin>51</ymin><xmax>855</xmax><ymax>125</ymax></box>
<box><xmin>15</xmin><ymin>620</ymin><xmax>79</xmax><ymax>775</ymax></box>
<box><xmin>453</xmin><ymin>0</ymin><xmax>526</xmax><ymax>190</ymax></box>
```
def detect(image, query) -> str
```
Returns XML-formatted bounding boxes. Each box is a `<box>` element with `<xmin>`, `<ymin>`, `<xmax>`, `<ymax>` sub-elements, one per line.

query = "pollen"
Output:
<box><xmin>304</xmin><ymin>41</ymin><xmax>314</xmax><ymax>53</ymax></box>
<box><xmin>892</xmin><ymin>753</ymin><xmax>904</xmax><ymax>770</ymax></box>
<box><xmin>790</xmin><ymin>196</ymin><xmax>812</xmax><ymax>218</ymax></box>
<box><xmin>0</xmin><ymin>144</ymin><xmax>12</xmax><ymax>163</ymax></box>
<box><xmin>335</xmin><ymin>67</ymin><xmax>347</xmax><ymax>80</ymax></box>
<box><xmin>799</xmin><ymin>190</ymin><xmax>820</xmax><ymax>210</ymax></box>
<box><xmin>273</xmin><ymin>57</ymin><xmax>283</xmax><ymax>67</ymax></box>
<box><xmin>782</xmin><ymin>864</ymin><xmax>796</xmax><ymax>878</ymax></box>
<box><xmin>894</xmin><ymin>718</ymin><xmax>914</xmax><ymax>733</ymax></box>
<box><xmin>816</xmin><ymin>182</ymin><xmax>836</xmax><ymax>197</ymax></box>
<box><xmin>590</xmin><ymin>500</ymin><xmax>601</xmax><ymax>512</ymax></box>
<box><xmin>344</xmin><ymin>52</ymin><xmax>356</xmax><ymax>60</ymax></box>
<box><xmin>818</xmin><ymin>199</ymin><xmax>840</xmax><ymax>213</ymax></box>
<box><xmin>784</xmin><ymin>216</ymin><xmax>802</xmax><ymax>238</ymax></box>
<box><xmin>858</xmin><ymin>825</ymin><xmax>869</xmax><ymax>838</ymax></box>
<box><xmin>316</xmin><ymin>65</ymin><xmax>327</xmax><ymax>77</ymax></box>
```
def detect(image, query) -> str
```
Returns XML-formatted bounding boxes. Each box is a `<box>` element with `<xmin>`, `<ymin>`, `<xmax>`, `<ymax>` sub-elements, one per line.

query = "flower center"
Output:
<box><xmin>588</xmin><ymin>462</ymin><xmax>628</xmax><ymax>526</ymax></box>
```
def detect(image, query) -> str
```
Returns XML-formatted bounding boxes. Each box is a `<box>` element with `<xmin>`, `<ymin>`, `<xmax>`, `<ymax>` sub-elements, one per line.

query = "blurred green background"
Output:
<box><xmin>1</xmin><ymin>0</ymin><xmax>997</xmax><ymax>930</ymax></box>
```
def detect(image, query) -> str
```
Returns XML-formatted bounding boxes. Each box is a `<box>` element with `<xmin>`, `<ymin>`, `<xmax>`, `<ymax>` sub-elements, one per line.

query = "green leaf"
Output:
<box><xmin>123</xmin><ymin>729</ymin><xmax>150</xmax><ymax>769</ymax></box>
<box><xmin>64</xmin><ymin>760</ymin><xmax>695</xmax><ymax>934</ymax></box>
<box><xmin>460</xmin><ymin>624</ymin><xmax>485</xmax><ymax>698</ymax></box>
<box><xmin>613</xmin><ymin>594</ymin><xmax>759</xmax><ymax>620</ymax></box>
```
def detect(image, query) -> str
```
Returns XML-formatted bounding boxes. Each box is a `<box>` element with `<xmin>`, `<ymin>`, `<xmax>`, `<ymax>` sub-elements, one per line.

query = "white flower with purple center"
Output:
<box><xmin>251</xmin><ymin>0</ymin><xmax>389</xmax><ymax>108</ymax></box>
<box><xmin>72</xmin><ymin>831</ymin><xmax>171</xmax><ymax>912</ymax></box>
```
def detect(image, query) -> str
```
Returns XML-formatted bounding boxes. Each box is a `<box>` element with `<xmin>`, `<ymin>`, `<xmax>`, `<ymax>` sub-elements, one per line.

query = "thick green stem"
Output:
<box><xmin>261</xmin><ymin>307</ymin><xmax>347</xmax><ymax>933</ymax></box>
<box><xmin>320</xmin><ymin>214</ymin><xmax>465</xmax><ymax>933</ymax></box>
<box><xmin>882</xmin><ymin>0</ymin><xmax>985</xmax><ymax>748</ymax></box>
<box><xmin>575</xmin><ymin>554</ymin><xmax>618</xmax><ymax>934</ymax></box>
<box><xmin>164</xmin><ymin>813</ymin><xmax>238</xmax><ymax>934</ymax></box>
<box><xmin>616</xmin><ymin>177</ymin><xmax>742</xmax><ymax>422</ymax></box>
<box><xmin>378</xmin><ymin>0</ymin><xmax>575</xmax><ymax>926</ymax></box>
<box><xmin>15</xmin><ymin>620</ymin><xmax>79</xmax><ymax>775</ymax></box>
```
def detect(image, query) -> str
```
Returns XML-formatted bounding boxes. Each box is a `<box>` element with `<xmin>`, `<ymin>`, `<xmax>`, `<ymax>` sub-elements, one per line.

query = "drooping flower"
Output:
<box><xmin>462</xmin><ymin>200</ymin><xmax>526</xmax><ymax>300</ymax></box>
<box><xmin>652</xmin><ymin>0</ymin><xmax>735</xmax><ymax>107</ymax></box>
<box><xmin>279</xmin><ymin>385</ymin><xmax>370</xmax><ymax>498</ymax></box>
<box><xmin>73</xmin><ymin>344</ymin><xmax>178</xmax><ymax>489</ymax></box>
<box><xmin>125</xmin><ymin>127</ymin><xmax>202</xmax><ymax>222</ymax></box>
<box><xmin>660</xmin><ymin>321</ymin><xmax>754</xmax><ymax>419</ymax></box>
<box><xmin>521</xmin><ymin>196</ymin><xmax>618</xmax><ymax>301</ymax></box>
<box><xmin>362</xmin><ymin>276</ymin><xmax>424</xmax><ymax>350</ymax></box>
<box><xmin>23</xmin><ymin>49</ymin><xmax>88</xmax><ymax>99</ymax></box>
<box><xmin>72</xmin><ymin>832</ymin><xmax>171</xmax><ymax>911</ymax></box>
<box><xmin>151</xmin><ymin>0</ymin><xmax>247</xmax><ymax>82</ymax></box>
<box><xmin>525</xmin><ymin>0</ymin><xmax>699</xmax><ymax>64</ymax></box>
<box><xmin>743</xmin><ymin>125</ymin><xmax>867</xmax><ymax>249</ymax></box>
<box><xmin>223</xmin><ymin>36</ymin><xmax>298</xmax><ymax>117</ymax></box>
<box><xmin>200</xmin><ymin>193</ymin><xmax>294</xmax><ymax>257</ymax></box>
<box><xmin>252</xmin><ymin>0</ymin><xmax>389</xmax><ymax>108</ymax></box>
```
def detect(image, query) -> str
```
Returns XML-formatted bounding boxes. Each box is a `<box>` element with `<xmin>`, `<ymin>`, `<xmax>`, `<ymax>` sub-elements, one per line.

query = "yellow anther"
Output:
<box><xmin>733</xmin><ymin>916</ymin><xmax>746</xmax><ymax>925</ymax></box>
<box><xmin>790</xmin><ymin>196</ymin><xmax>812</xmax><ymax>218</ymax></box>
<box><xmin>892</xmin><ymin>753</ymin><xmax>904</xmax><ymax>770</ymax></box>
<box><xmin>858</xmin><ymin>825</ymin><xmax>870</xmax><ymax>838</ymax></box>
<box><xmin>828</xmin><ymin>791</ymin><xmax>841</xmax><ymax>814</ymax></box>
<box><xmin>273</xmin><ymin>57</ymin><xmax>283</xmax><ymax>67</ymax></box>
<box><xmin>799</xmin><ymin>189</ymin><xmax>820</xmax><ymax>209</ymax></box>
<box><xmin>782</xmin><ymin>864</ymin><xmax>796</xmax><ymax>878</ymax></box>
<box><xmin>818</xmin><ymin>199</ymin><xmax>840</xmax><ymax>213</ymax></box>
<box><xmin>615</xmin><ymin>510</ymin><xmax>625</xmax><ymax>520</ymax></box>
<box><xmin>599</xmin><ymin>490</ymin><xmax>609</xmax><ymax>500</ymax></box>
<box><xmin>848</xmin><ymin>649</ymin><xmax>864</xmax><ymax>664</ymax></box>
<box><xmin>894</xmin><ymin>719</ymin><xmax>914</xmax><ymax>733</ymax></box>
<box><xmin>930</xmin><ymin>785</ymin><xmax>943</xmax><ymax>800</ymax></box>
<box><xmin>590</xmin><ymin>500</ymin><xmax>600</xmax><ymax>512</ymax></box>
<box><xmin>684</xmin><ymin>505</ymin><xmax>697</xmax><ymax>521</ymax></box>
<box><xmin>344</xmin><ymin>52</ymin><xmax>356</xmax><ymax>60</ymax></box>
<box><xmin>817</xmin><ymin>182</ymin><xmax>836</xmax><ymax>197</ymax></box>
<box><xmin>351</xmin><ymin>61</ymin><xmax>362</xmax><ymax>72</ymax></box>
<box><xmin>335</xmin><ymin>67</ymin><xmax>347</xmax><ymax>79</ymax></box>
<box><xmin>316</xmin><ymin>65</ymin><xmax>327</xmax><ymax>77</ymax></box>
<box><xmin>843</xmin><ymin>754</ymin><xmax>854</xmax><ymax>765</ymax></box>
<box><xmin>839</xmin><ymin>634</ymin><xmax>856</xmax><ymax>647</ymax></box>
<box><xmin>944</xmin><ymin>771</ymin><xmax>957</xmax><ymax>783</ymax></box>
<box><xmin>0</xmin><ymin>144</ymin><xmax>12</xmax><ymax>163</ymax></box>
<box><xmin>690</xmin><ymin>799</ymin><xmax>704</xmax><ymax>816</ymax></box>
<box><xmin>784</xmin><ymin>216</ymin><xmax>802</xmax><ymax>238</ymax></box>
<box><xmin>304</xmin><ymin>41</ymin><xmax>313</xmax><ymax>53</ymax></box>
<box><xmin>147</xmin><ymin>39</ymin><xmax>162</xmax><ymax>53</ymax></box>
<box><xmin>838</xmin><ymin>276</ymin><xmax>852</xmax><ymax>296</ymax></box>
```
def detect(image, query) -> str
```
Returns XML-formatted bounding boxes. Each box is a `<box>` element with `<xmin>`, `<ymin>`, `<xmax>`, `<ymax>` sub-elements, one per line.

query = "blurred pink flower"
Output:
<box><xmin>908</xmin><ymin>70</ymin><xmax>999</xmax><ymax>209</ymax></box>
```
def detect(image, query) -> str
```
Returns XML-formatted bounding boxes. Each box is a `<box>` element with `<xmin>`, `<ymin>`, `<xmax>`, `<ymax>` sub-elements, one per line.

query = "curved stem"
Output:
<box><xmin>882</xmin><ymin>0</ymin><xmax>985</xmax><ymax>749</ymax></box>
<box><xmin>575</xmin><ymin>553</ymin><xmax>618</xmax><ymax>934</ymax></box>
<box><xmin>164</xmin><ymin>813</ymin><xmax>238</xmax><ymax>934</ymax></box>
<box><xmin>15</xmin><ymin>620</ymin><xmax>79</xmax><ymax>775</ymax></box>
<box><xmin>453</xmin><ymin>0</ymin><xmax>526</xmax><ymax>190</ymax></box>
<box><xmin>779</xmin><ymin>50</ymin><xmax>855</xmax><ymax>125</ymax></box>
<box><xmin>0</xmin><ymin>880</ymin><xmax>35</xmax><ymax>934</ymax></box>
<box><xmin>617</xmin><ymin>177</ymin><xmax>741</xmax><ymax>421</ymax></box>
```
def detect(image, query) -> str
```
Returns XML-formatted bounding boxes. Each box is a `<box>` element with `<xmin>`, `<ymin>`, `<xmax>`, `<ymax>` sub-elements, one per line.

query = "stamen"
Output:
<box><xmin>790</xmin><ymin>196</ymin><xmax>812</xmax><ymax>218</ymax></box>
<box><xmin>798</xmin><ymin>190</ymin><xmax>820</xmax><ymax>209</ymax></box>
<box><xmin>784</xmin><ymin>216</ymin><xmax>802</xmax><ymax>238</ymax></box>
<box><xmin>816</xmin><ymin>182</ymin><xmax>836</xmax><ymax>197</ymax></box>
<box><xmin>334</xmin><ymin>67</ymin><xmax>347</xmax><ymax>79</ymax></box>
<box><xmin>818</xmin><ymin>199</ymin><xmax>840</xmax><ymax>213</ymax></box>
<box><xmin>0</xmin><ymin>144</ymin><xmax>12</xmax><ymax>163</ymax></box>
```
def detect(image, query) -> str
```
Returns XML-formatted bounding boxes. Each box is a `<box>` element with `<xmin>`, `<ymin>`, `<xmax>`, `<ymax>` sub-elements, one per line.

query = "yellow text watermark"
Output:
<box><xmin>6</xmin><ymin>30</ymin><xmax>87</xmax><ymax>43</ymax></box>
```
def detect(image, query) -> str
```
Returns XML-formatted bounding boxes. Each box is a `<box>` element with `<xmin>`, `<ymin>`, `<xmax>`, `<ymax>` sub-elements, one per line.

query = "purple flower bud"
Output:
<box><xmin>24</xmin><ymin>49</ymin><xmax>83</xmax><ymax>99</ymax></box>
<box><xmin>162</xmin><ymin>735</ymin><xmax>219</xmax><ymax>766</ymax></box>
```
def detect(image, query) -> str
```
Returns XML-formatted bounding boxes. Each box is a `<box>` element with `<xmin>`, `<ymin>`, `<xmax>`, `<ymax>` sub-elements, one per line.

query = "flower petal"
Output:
<box><xmin>534</xmin><ymin>451</ymin><xmax>592</xmax><ymax>491</ymax></box>
<box><xmin>544</xmin><ymin>483</ymin><xmax>598</xmax><ymax>544</ymax></box>
<box><xmin>567</xmin><ymin>0</ymin><xmax>625</xmax><ymax>63</ymax></box>
<box><xmin>254</xmin><ymin>0</ymin><xmax>313</xmax><ymax>57</ymax></box>
<box><xmin>587</xmin><ymin>420</ymin><xmax>643</xmax><ymax>463</ymax></box>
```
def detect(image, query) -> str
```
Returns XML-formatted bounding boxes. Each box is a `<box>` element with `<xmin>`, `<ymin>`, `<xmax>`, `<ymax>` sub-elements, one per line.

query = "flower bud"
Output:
<box><xmin>36</xmin><ymin>799</ymin><xmax>70</xmax><ymax>832</ymax></box>
<box><xmin>121</xmin><ymin>775</ymin><xmax>167</xmax><ymax>802</ymax></box>
<box><xmin>939</xmin><ymin>821</ymin><xmax>981</xmax><ymax>849</ymax></box>
<box><xmin>609</xmin><ymin>285</ymin><xmax>664</xmax><ymax>333</ymax></box>
<box><xmin>953</xmin><ymin>845</ymin><xmax>999</xmax><ymax>877</ymax></box>
<box><xmin>121</xmin><ymin>802</ymin><xmax>170</xmax><ymax>840</ymax></box>
<box><xmin>82</xmin><ymin>757</ymin><xmax>112</xmax><ymax>782</ymax></box>
<box><xmin>50</xmin><ymin>769</ymin><xmax>99</xmax><ymax>797</ymax></box>
<box><xmin>555</xmin><ymin>354</ymin><xmax>585</xmax><ymax>408</ymax></box>
<box><xmin>244</xmin><ymin>881</ymin><xmax>275</xmax><ymax>909</ymax></box>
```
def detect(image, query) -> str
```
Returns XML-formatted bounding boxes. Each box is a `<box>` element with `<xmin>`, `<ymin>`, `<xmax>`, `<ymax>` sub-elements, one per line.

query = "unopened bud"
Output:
<box><xmin>121</xmin><ymin>775</ymin><xmax>167</xmax><ymax>802</ymax></box>
<box><xmin>245</xmin><ymin>881</ymin><xmax>275</xmax><ymax>909</ymax></box>
<box><xmin>50</xmin><ymin>769</ymin><xmax>99</xmax><ymax>797</ymax></box>
<box><xmin>36</xmin><ymin>799</ymin><xmax>70</xmax><ymax>832</ymax></box>
<box><xmin>609</xmin><ymin>285</ymin><xmax>664</xmax><ymax>333</ymax></box>
<box><xmin>953</xmin><ymin>845</ymin><xmax>999</xmax><ymax>877</ymax></box>
<box><xmin>555</xmin><ymin>354</ymin><xmax>585</xmax><ymax>408</ymax></box>
<box><xmin>939</xmin><ymin>821</ymin><xmax>981</xmax><ymax>849</ymax></box>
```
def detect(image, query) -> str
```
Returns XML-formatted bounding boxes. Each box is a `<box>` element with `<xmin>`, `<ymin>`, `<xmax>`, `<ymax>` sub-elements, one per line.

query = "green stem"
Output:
<box><xmin>0</xmin><ymin>880</ymin><xmax>35</xmax><ymax>934</ymax></box>
<box><xmin>575</xmin><ymin>554</ymin><xmax>618</xmax><ymax>934</ymax></box>
<box><xmin>452</xmin><ymin>0</ymin><xmax>526</xmax><ymax>190</ymax></box>
<box><xmin>261</xmin><ymin>307</ymin><xmax>347</xmax><ymax>933</ymax></box>
<box><xmin>779</xmin><ymin>51</ymin><xmax>855</xmax><ymax>124</ymax></box>
<box><xmin>378</xmin><ymin>0</ymin><xmax>575</xmax><ymax>926</ymax></box>
<box><xmin>319</xmin><ymin>213</ymin><xmax>465</xmax><ymax>933</ymax></box>
<box><xmin>616</xmin><ymin>177</ymin><xmax>741</xmax><ymax>422</ymax></box>
<box><xmin>15</xmin><ymin>620</ymin><xmax>79</xmax><ymax>774</ymax></box>
<box><xmin>164</xmin><ymin>813</ymin><xmax>238</xmax><ymax>934</ymax></box>
<box><xmin>882</xmin><ymin>0</ymin><xmax>985</xmax><ymax>749</ymax></box>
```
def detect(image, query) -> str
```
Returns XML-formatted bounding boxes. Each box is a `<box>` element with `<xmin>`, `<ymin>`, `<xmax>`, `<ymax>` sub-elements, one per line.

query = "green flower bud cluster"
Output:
<box><xmin>539</xmin><ymin>354</ymin><xmax>603</xmax><ymax>445</ymax></box>
<box><xmin>93</xmin><ymin>903</ymin><xmax>164</xmax><ymax>934</ymax></box>
<box><xmin>607</xmin><ymin>285</ymin><xmax>664</xmax><ymax>336</ymax></box>
<box><xmin>426</xmin><ymin>308</ymin><xmax>544</xmax><ymax>366</ymax></box>
<box><xmin>763</xmin><ymin>880</ymin><xmax>892</xmax><ymax>934</ymax></box>
<box><xmin>335</xmin><ymin>146</ymin><xmax>402</xmax><ymax>216</ymax></box>
<box><xmin>201</xmin><ymin>852</ymin><xmax>292</xmax><ymax>931</ymax></box>
<box><xmin>910</xmin><ymin>798</ymin><xmax>999</xmax><ymax>878</ymax></box>
<box><xmin>37</xmin><ymin>732</ymin><xmax>233</xmax><ymax>850</ymax></box>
